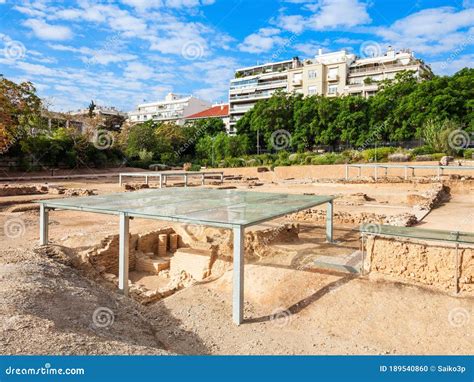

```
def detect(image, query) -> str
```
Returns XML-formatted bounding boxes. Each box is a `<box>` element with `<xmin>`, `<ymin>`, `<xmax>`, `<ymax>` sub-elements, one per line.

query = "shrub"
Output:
<box><xmin>138</xmin><ymin>149</ymin><xmax>154</xmax><ymax>162</ymax></box>
<box><xmin>431</xmin><ymin>153</ymin><xmax>447</xmax><ymax>161</ymax></box>
<box><xmin>361</xmin><ymin>147</ymin><xmax>395</xmax><ymax>162</ymax></box>
<box><xmin>288</xmin><ymin>153</ymin><xmax>299</xmax><ymax>163</ymax></box>
<box><xmin>463</xmin><ymin>149</ymin><xmax>474</xmax><ymax>159</ymax></box>
<box><xmin>246</xmin><ymin>158</ymin><xmax>257</xmax><ymax>167</ymax></box>
<box><xmin>342</xmin><ymin>149</ymin><xmax>363</xmax><ymax>163</ymax></box>
<box><xmin>304</xmin><ymin>155</ymin><xmax>314</xmax><ymax>165</ymax></box>
<box><xmin>411</xmin><ymin>145</ymin><xmax>434</xmax><ymax>156</ymax></box>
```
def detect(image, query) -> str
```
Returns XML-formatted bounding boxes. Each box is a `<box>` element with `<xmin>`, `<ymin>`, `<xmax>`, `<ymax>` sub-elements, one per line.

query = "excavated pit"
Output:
<box><xmin>71</xmin><ymin>222</ymin><xmax>301</xmax><ymax>305</ymax></box>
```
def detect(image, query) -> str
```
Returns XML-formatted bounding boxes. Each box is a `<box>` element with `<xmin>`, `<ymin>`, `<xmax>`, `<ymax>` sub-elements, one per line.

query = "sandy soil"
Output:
<box><xmin>0</xmin><ymin>164</ymin><xmax>473</xmax><ymax>355</ymax></box>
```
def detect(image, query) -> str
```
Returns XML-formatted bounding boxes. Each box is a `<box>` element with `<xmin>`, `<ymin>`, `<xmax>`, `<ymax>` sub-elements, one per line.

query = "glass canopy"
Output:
<box><xmin>39</xmin><ymin>188</ymin><xmax>335</xmax><ymax>228</ymax></box>
<box><xmin>360</xmin><ymin>224</ymin><xmax>474</xmax><ymax>245</ymax></box>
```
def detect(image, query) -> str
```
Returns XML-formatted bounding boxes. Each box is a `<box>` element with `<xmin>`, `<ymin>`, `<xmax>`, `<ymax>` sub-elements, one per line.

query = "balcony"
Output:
<box><xmin>349</xmin><ymin>62</ymin><xmax>419</xmax><ymax>75</ymax></box>
<box><xmin>292</xmin><ymin>78</ymin><xmax>303</xmax><ymax>86</ymax></box>
<box><xmin>230</xmin><ymin>91</ymin><xmax>275</xmax><ymax>101</ymax></box>
<box><xmin>327</xmin><ymin>75</ymin><xmax>339</xmax><ymax>82</ymax></box>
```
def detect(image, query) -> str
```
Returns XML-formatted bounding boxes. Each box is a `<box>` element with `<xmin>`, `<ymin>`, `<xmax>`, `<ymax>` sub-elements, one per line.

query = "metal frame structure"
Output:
<box><xmin>345</xmin><ymin>164</ymin><xmax>474</xmax><ymax>181</ymax></box>
<box><xmin>38</xmin><ymin>189</ymin><xmax>336</xmax><ymax>325</ymax></box>
<box><xmin>359</xmin><ymin>224</ymin><xmax>474</xmax><ymax>294</ymax></box>
<box><xmin>119</xmin><ymin>171</ymin><xmax>224</xmax><ymax>188</ymax></box>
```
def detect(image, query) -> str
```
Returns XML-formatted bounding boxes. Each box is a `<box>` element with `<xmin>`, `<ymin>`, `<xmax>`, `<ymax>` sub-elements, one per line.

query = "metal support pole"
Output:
<box><xmin>119</xmin><ymin>174</ymin><xmax>122</xmax><ymax>186</ymax></box>
<box><xmin>145</xmin><ymin>175</ymin><xmax>149</xmax><ymax>185</ymax></box>
<box><xmin>221</xmin><ymin>173</ymin><xmax>224</xmax><ymax>184</ymax></box>
<box><xmin>159</xmin><ymin>174</ymin><xmax>163</xmax><ymax>189</ymax></box>
<box><xmin>184</xmin><ymin>174</ymin><xmax>188</xmax><ymax>187</ymax></box>
<box><xmin>119</xmin><ymin>213</ymin><xmax>130</xmax><ymax>296</ymax></box>
<box><xmin>40</xmin><ymin>204</ymin><xmax>49</xmax><ymax>245</ymax></box>
<box><xmin>201</xmin><ymin>174</ymin><xmax>205</xmax><ymax>186</ymax></box>
<box><xmin>361</xmin><ymin>233</ymin><xmax>365</xmax><ymax>276</ymax></box>
<box><xmin>404</xmin><ymin>166</ymin><xmax>408</xmax><ymax>180</ymax></box>
<box><xmin>455</xmin><ymin>243</ymin><xmax>459</xmax><ymax>294</ymax></box>
<box><xmin>326</xmin><ymin>200</ymin><xmax>334</xmax><ymax>243</ymax></box>
<box><xmin>374</xmin><ymin>166</ymin><xmax>378</xmax><ymax>181</ymax></box>
<box><xmin>345</xmin><ymin>165</ymin><xmax>349</xmax><ymax>181</ymax></box>
<box><xmin>233</xmin><ymin>226</ymin><xmax>245</xmax><ymax>325</ymax></box>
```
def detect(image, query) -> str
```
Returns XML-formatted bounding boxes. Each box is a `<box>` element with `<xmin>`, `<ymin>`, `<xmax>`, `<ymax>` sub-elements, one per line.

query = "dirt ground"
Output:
<box><xmin>0</xmin><ymin>164</ymin><xmax>473</xmax><ymax>355</ymax></box>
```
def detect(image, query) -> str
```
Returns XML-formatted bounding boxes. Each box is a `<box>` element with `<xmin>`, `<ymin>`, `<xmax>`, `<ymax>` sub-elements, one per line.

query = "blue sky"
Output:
<box><xmin>0</xmin><ymin>0</ymin><xmax>473</xmax><ymax>112</ymax></box>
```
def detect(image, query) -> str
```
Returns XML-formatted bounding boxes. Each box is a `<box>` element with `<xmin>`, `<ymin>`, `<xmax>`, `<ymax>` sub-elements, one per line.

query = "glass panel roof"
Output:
<box><xmin>39</xmin><ymin>188</ymin><xmax>334</xmax><ymax>228</ymax></box>
<box><xmin>360</xmin><ymin>224</ymin><xmax>474</xmax><ymax>245</ymax></box>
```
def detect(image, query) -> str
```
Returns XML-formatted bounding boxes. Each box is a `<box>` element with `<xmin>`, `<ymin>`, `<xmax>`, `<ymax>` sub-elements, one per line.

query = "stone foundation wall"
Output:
<box><xmin>364</xmin><ymin>236</ymin><xmax>474</xmax><ymax>293</ymax></box>
<box><xmin>87</xmin><ymin>227</ymin><xmax>175</xmax><ymax>275</ymax></box>
<box><xmin>293</xmin><ymin>209</ymin><xmax>418</xmax><ymax>227</ymax></box>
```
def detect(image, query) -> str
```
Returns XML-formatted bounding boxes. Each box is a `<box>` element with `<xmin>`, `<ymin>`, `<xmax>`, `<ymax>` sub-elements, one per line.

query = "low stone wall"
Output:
<box><xmin>364</xmin><ymin>236</ymin><xmax>474</xmax><ymax>294</ymax></box>
<box><xmin>292</xmin><ymin>208</ymin><xmax>418</xmax><ymax>227</ymax></box>
<box><xmin>87</xmin><ymin>227</ymin><xmax>175</xmax><ymax>275</ymax></box>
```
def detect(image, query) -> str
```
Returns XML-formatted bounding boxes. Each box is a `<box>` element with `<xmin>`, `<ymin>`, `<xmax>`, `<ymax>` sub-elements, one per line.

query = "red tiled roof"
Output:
<box><xmin>185</xmin><ymin>104</ymin><xmax>229</xmax><ymax>119</ymax></box>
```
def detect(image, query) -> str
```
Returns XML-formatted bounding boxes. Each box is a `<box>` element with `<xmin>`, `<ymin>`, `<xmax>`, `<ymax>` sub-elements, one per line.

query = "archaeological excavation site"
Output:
<box><xmin>0</xmin><ymin>164</ymin><xmax>472</xmax><ymax>355</ymax></box>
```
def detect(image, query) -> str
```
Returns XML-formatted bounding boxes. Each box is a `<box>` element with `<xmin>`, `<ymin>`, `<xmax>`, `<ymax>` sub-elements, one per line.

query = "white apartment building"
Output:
<box><xmin>128</xmin><ymin>93</ymin><xmax>211</xmax><ymax>125</ymax></box>
<box><xmin>346</xmin><ymin>47</ymin><xmax>428</xmax><ymax>97</ymax></box>
<box><xmin>229</xmin><ymin>58</ymin><xmax>302</xmax><ymax>128</ymax></box>
<box><xmin>230</xmin><ymin>47</ymin><xmax>429</xmax><ymax>127</ymax></box>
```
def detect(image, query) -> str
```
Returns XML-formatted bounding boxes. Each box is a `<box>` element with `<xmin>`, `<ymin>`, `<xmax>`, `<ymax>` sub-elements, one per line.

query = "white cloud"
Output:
<box><xmin>430</xmin><ymin>53</ymin><xmax>474</xmax><ymax>75</ymax></box>
<box><xmin>277</xmin><ymin>15</ymin><xmax>306</xmax><ymax>34</ymax></box>
<box><xmin>294</xmin><ymin>40</ymin><xmax>329</xmax><ymax>56</ymax></box>
<box><xmin>308</xmin><ymin>0</ymin><xmax>371</xmax><ymax>30</ymax></box>
<box><xmin>48</xmin><ymin>43</ymin><xmax>137</xmax><ymax>65</ymax></box>
<box><xmin>238</xmin><ymin>27</ymin><xmax>284</xmax><ymax>53</ymax></box>
<box><xmin>277</xmin><ymin>0</ymin><xmax>371</xmax><ymax>33</ymax></box>
<box><xmin>23</xmin><ymin>19</ymin><xmax>73</xmax><ymax>40</ymax></box>
<box><xmin>375</xmin><ymin>7</ymin><xmax>474</xmax><ymax>55</ymax></box>
<box><xmin>124</xmin><ymin>62</ymin><xmax>156</xmax><ymax>80</ymax></box>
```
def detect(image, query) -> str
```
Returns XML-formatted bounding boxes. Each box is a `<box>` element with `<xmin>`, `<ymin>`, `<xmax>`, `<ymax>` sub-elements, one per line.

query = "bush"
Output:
<box><xmin>310</xmin><ymin>153</ymin><xmax>343</xmax><ymax>165</ymax></box>
<box><xmin>411</xmin><ymin>145</ymin><xmax>434</xmax><ymax>156</ymax></box>
<box><xmin>128</xmin><ymin>159</ymin><xmax>154</xmax><ymax>169</ymax></box>
<box><xmin>341</xmin><ymin>150</ymin><xmax>362</xmax><ymax>163</ymax></box>
<box><xmin>463</xmin><ymin>149</ymin><xmax>474</xmax><ymax>159</ymax></box>
<box><xmin>288</xmin><ymin>153</ymin><xmax>300</xmax><ymax>163</ymax></box>
<box><xmin>361</xmin><ymin>147</ymin><xmax>395</xmax><ymax>162</ymax></box>
<box><xmin>431</xmin><ymin>153</ymin><xmax>447</xmax><ymax>161</ymax></box>
<box><xmin>138</xmin><ymin>149</ymin><xmax>153</xmax><ymax>162</ymax></box>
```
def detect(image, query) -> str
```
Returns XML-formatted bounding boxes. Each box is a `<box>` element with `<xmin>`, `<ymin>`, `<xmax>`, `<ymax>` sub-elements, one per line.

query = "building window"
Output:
<box><xmin>328</xmin><ymin>67</ymin><xmax>338</xmax><ymax>79</ymax></box>
<box><xmin>308</xmin><ymin>70</ymin><xmax>317</xmax><ymax>79</ymax></box>
<box><xmin>308</xmin><ymin>85</ymin><xmax>317</xmax><ymax>95</ymax></box>
<box><xmin>328</xmin><ymin>85</ymin><xmax>338</xmax><ymax>95</ymax></box>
